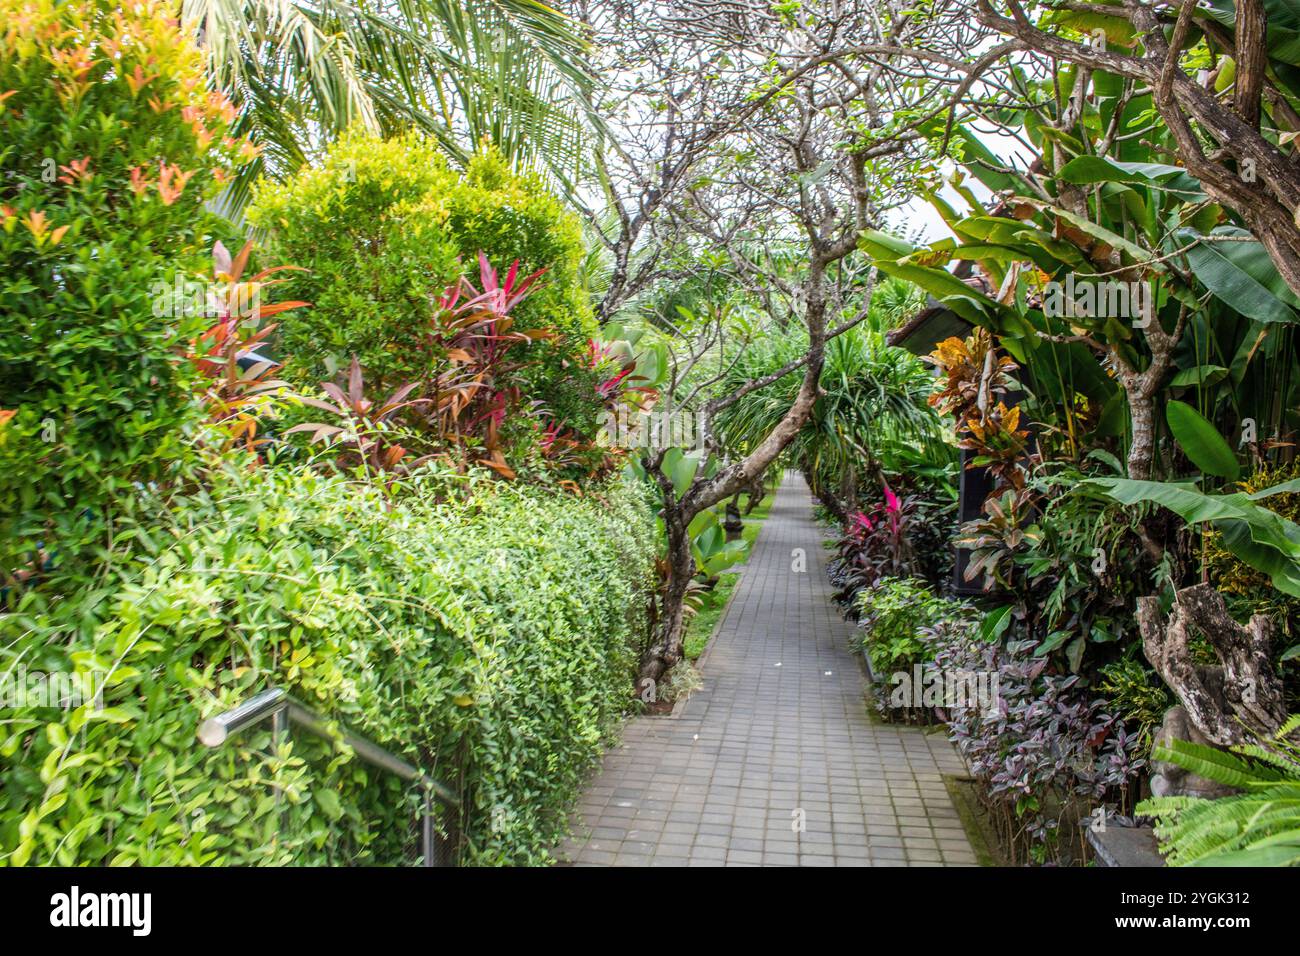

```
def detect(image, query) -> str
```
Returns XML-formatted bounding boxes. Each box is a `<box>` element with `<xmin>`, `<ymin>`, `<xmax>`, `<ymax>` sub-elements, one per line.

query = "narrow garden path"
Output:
<box><xmin>558</xmin><ymin>472</ymin><xmax>977</xmax><ymax>866</ymax></box>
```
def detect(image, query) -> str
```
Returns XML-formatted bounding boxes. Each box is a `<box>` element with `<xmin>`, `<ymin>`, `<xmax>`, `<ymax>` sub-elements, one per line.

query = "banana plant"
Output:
<box><xmin>1084</xmin><ymin>476</ymin><xmax>1300</xmax><ymax>597</ymax></box>
<box><xmin>862</xmin><ymin>79</ymin><xmax>1299</xmax><ymax>482</ymax></box>
<box><xmin>626</xmin><ymin>449</ymin><xmax>751</xmax><ymax>577</ymax></box>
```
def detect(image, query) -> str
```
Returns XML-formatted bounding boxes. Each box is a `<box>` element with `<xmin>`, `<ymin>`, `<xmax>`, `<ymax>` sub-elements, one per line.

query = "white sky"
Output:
<box><xmin>883</xmin><ymin>125</ymin><xmax>1037</xmax><ymax>243</ymax></box>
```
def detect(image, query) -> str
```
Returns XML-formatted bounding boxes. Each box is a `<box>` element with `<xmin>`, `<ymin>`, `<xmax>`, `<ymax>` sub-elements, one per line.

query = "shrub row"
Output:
<box><xmin>1</xmin><ymin>463</ymin><xmax>656</xmax><ymax>865</ymax></box>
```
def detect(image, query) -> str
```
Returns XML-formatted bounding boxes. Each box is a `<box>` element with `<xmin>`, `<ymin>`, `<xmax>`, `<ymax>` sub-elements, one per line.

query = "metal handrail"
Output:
<box><xmin>197</xmin><ymin>687</ymin><xmax>458</xmax><ymax>866</ymax></box>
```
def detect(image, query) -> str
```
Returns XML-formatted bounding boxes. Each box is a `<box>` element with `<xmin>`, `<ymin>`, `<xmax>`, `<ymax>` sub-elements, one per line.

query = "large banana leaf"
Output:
<box><xmin>1085</xmin><ymin>477</ymin><xmax>1300</xmax><ymax>595</ymax></box>
<box><xmin>1059</xmin><ymin>155</ymin><xmax>1205</xmax><ymax>201</ymax></box>
<box><xmin>1165</xmin><ymin>400</ymin><xmax>1242</xmax><ymax>480</ymax></box>
<box><xmin>1017</xmin><ymin>198</ymin><xmax>1157</xmax><ymax>267</ymax></box>
<box><xmin>922</xmin><ymin>120</ymin><xmax>1027</xmax><ymax>194</ymax></box>
<box><xmin>1173</xmin><ymin>227</ymin><xmax>1300</xmax><ymax>325</ymax></box>
<box><xmin>858</xmin><ymin>229</ymin><xmax>1033</xmax><ymax>334</ymax></box>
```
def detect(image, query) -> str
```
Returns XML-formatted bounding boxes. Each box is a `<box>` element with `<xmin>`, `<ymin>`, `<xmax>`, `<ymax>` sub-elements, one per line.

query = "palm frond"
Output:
<box><xmin>184</xmin><ymin>0</ymin><xmax>598</xmax><ymax>213</ymax></box>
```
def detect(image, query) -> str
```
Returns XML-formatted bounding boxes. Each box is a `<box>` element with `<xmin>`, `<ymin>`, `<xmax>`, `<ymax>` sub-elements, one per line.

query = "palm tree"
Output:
<box><xmin>183</xmin><ymin>0</ymin><xmax>596</xmax><ymax>210</ymax></box>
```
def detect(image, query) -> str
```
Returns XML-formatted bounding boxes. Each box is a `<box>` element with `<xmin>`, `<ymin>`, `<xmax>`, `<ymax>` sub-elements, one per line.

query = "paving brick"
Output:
<box><xmin>559</xmin><ymin>473</ymin><xmax>975</xmax><ymax>869</ymax></box>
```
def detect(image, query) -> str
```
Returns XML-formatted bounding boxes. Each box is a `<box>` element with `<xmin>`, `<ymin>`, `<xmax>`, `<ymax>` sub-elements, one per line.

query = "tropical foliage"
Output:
<box><xmin>183</xmin><ymin>0</ymin><xmax>597</xmax><ymax>210</ymax></box>
<box><xmin>835</xmin><ymin>2</ymin><xmax>1300</xmax><ymax>865</ymax></box>
<box><xmin>1139</xmin><ymin>717</ymin><xmax>1300</xmax><ymax>867</ymax></box>
<box><xmin>248</xmin><ymin>130</ymin><xmax>621</xmax><ymax>483</ymax></box>
<box><xmin>8</xmin><ymin>0</ymin><xmax>1300</xmax><ymax>873</ymax></box>
<box><xmin>0</xmin><ymin>1</ymin><xmax>656</xmax><ymax>869</ymax></box>
<box><xmin>0</xmin><ymin>0</ymin><xmax>251</xmax><ymax>574</ymax></box>
<box><xmin>712</xmin><ymin>310</ymin><xmax>951</xmax><ymax>519</ymax></box>
<box><xmin>857</xmin><ymin>576</ymin><xmax>971</xmax><ymax>685</ymax></box>
<box><xmin>0</xmin><ymin>462</ymin><xmax>655</xmax><ymax>866</ymax></box>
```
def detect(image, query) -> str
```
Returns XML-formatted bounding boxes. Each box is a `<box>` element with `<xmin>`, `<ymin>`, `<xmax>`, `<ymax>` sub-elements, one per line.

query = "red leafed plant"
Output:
<box><xmin>188</xmin><ymin>240</ymin><xmax>308</xmax><ymax>459</ymax></box>
<box><xmin>586</xmin><ymin>338</ymin><xmax>656</xmax><ymax>409</ymax></box>
<box><xmin>833</xmin><ymin>482</ymin><xmax>920</xmax><ymax>600</ymax></box>
<box><xmin>958</xmin><ymin>401</ymin><xmax>1033</xmax><ymax>492</ymax></box>
<box><xmin>531</xmin><ymin>340</ymin><xmax>651</xmax><ymax>476</ymax></box>
<box><xmin>288</xmin><ymin>357</ymin><xmax>432</xmax><ymax>476</ymax></box>
<box><xmin>925</xmin><ymin>328</ymin><xmax>1034</xmax><ymax>494</ymax></box>
<box><xmin>424</xmin><ymin>253</ymin><xmax>554</xmax><ymax>479</ymax></box>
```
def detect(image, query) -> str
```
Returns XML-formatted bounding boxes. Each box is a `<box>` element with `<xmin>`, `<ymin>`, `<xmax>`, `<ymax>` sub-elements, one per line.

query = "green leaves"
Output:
<box><xmin>686</xmin><ymin>509</ymin><xmax>750</xmax><ymax>576</ymax></box>
<box><xmin>858</xmin><ymin>577</ymin><xmax>973</xmax><ymax>677</ymax></box>
<box><xmin>1140</xmin><ymin>727</ymin><xmax>1300</xmax><ymax>867</ymax></box>
<box><xmin>858</xmin><ymin>229</ymin><xmax>1031</xmax><ymax>334</ymax></box>
<box><xmin>979</xmin><ymin>604</ymin><xmax>1014</xmax><ymax>643</ymax></box>
<box><xmin>1174</xmin><ymin>227</ymin><xmax>1300</xmax><ymax>325</ymax></box>
<box><xmin>187</xmin><ymin>0</ymin><xmax>598</xmax><ymax>213</ymax></box>
<box><xmin>924</xmin><ymin>120</ymin><xmax>1025</xmax><ymax>194</ymax></box>
<box><xmin>1058</xmin><ymin>156</ymin><xmax>1204</xmax><ymax>201</ymax></box>
<box><xmin>1017</xmin><ymin>198</ymin><xmax>1157</xmax><ymax>268</ymax></box>
<box><xmin>1165</xmin><ymin>401</ymin><xmax>1241</xmax><ymax>480</ymax></box>
<box><xmin>1149</xmin><ymin>738</ymin><xmax>1282</xmax><ymax>789</ymax></box>
<box><xmin>2</xmin><ymin>462</ymin><xmax>659</xmax><ymax>866</ymax></box>
<box><xmin>1169</xmin><ymin>365</ymin><xmax>1228</xmax><ymax>388</ymax></box>
<box><xmin>660</xmin><ymin>447</ymin><xmax>701</xmax><ymax>498</ymax></box>
<box><xmin>0</xmin><ymin>0</ymin><xmax>247</xmax><ymax>574</ymax></box>
<box><xmin>1085</xmin><ymin>477</ymin><xmax>1300</xmax><ymax>596</ymax></box>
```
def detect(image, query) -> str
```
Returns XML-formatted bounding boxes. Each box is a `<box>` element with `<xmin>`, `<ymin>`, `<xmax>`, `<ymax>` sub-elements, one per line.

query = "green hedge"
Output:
<box><xmin>1</xmin><ymin>464</ymin><xmax>655</xmax><ymax>866</ymax></box>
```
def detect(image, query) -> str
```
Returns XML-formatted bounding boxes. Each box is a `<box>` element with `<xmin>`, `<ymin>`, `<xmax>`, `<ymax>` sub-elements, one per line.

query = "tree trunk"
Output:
<box><xmin>1234</xmin><ymin>0</ymin><xmax>1267</xmax><ymax>130</ymax></box>
<box><xmin>1126</xmin><ymin>387</ymin><xmax>1155</xmax><ymax>481</ymax></box>
<box><xmin>637</xmin><ymin>511</ymin><xmax>696</xmax><ymax>693</ymax></box>
<box><xmin>1137</xmin><ymin>583</ymin><xmax>1287</xmax><ymax>748</ymax></box>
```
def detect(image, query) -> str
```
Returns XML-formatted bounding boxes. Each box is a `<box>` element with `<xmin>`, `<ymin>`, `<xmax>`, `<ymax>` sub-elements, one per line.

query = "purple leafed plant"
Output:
<box><xmin>925</xmin><ymin>619</ymin><xmax>1146</xmax><ymax>863</ymax></box>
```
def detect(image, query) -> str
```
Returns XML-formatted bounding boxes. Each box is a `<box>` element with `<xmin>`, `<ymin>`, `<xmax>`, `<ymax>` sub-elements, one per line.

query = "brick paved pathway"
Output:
<box><xmin>557</xmin><ymin>472</ymin><xmax>976</xmax><ymax>866</ymax></box>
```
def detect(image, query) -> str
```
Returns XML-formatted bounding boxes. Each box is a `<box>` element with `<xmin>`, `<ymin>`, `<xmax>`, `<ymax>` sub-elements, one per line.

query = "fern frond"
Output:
<box><xmin>1141</xmin><ymin>781</ymin><xmax>1300</xmax><ymax>866</ymax></box>
<box><xmin>1233</xmin><ymin>743</ymin><xmax>1300</xmax><ymax>779</ymax></box>
<box><xmin>1152</xmin><ymin>739</ymin><xmax>1272</xmax><ymax>788</ymax></box>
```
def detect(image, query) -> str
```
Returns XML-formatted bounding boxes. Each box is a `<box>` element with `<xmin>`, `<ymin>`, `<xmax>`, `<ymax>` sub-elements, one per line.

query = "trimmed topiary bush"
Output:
<box><xmin>247</xmin><ymin>131</ymin><xmax>596</xmax><ymax>395</ymax></box>
<box><xmin>245</xmin><ymin>131</ymin><xmax>462</xmax><ymax>391</ymax></box>
<box><xmin>0</xmin><ymin>0</ymin><xmax>250</xmax><ymax>573</ymax></box>
<box><xmin>0</xmin><ymin>463</ymin><xmax>656</xmax><ymax>866</ymax></box>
